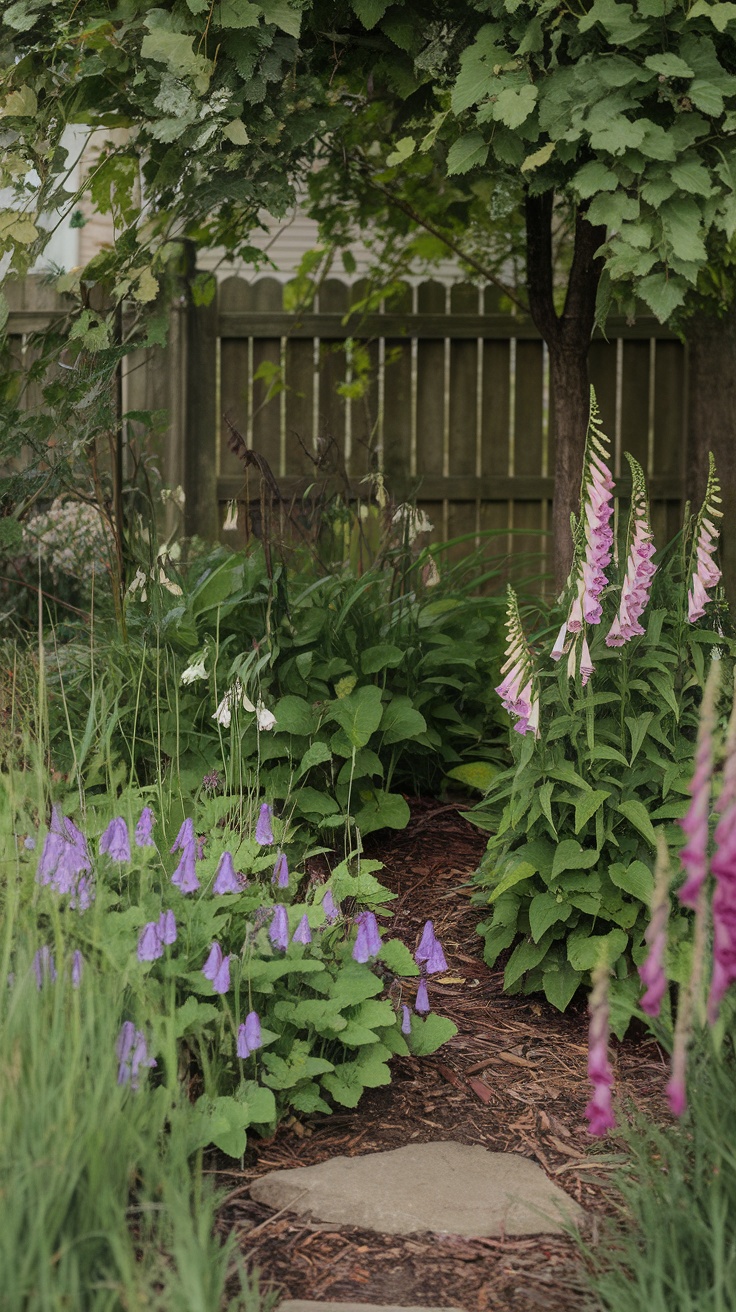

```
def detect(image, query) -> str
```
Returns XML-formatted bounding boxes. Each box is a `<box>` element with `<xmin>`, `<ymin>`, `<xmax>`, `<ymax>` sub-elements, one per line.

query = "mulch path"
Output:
<box><xmin>214</xmin><ymin>799</ymin><xmax>667</xmax><ymax>1311</ymax></box>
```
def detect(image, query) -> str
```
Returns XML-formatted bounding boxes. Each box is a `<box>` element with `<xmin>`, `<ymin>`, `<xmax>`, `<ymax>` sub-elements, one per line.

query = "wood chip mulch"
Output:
<box><xmin>213</xmin><ymin>799</ymin><xmax>668</xmax><ymax>1312</ymax></box>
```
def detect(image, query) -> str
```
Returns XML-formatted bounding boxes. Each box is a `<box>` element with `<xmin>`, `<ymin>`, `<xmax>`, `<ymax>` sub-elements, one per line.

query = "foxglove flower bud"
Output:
<box><xmin>401</xmin><ymin>1004</ymin><xmax>412</xmax><ymax>1035</ymax></box>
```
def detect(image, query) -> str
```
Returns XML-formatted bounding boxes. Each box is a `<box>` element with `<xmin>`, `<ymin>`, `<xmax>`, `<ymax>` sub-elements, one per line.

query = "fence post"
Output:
<box><xmin>184</xmin><ymin>285</ymin><xmax>219</xmax><ymax>541</ymax></box>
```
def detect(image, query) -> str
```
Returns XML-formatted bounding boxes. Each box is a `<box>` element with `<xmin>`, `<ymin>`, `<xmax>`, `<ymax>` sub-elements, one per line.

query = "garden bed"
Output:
<box><xmin>214</xmin><ymin>799</ymin><xmax>667</xmax><ymax>1311</ymax></box>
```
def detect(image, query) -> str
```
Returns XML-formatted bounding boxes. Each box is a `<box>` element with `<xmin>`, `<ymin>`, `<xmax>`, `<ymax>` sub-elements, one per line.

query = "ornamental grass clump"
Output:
<box><xmin>475</xmin><ymin>390</ymin><xmax>733</xmax><ymax>1028</ymax></box>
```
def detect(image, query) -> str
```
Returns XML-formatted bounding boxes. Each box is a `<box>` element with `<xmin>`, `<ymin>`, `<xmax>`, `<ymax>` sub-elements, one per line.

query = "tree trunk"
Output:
<box><xmin>685</xmin><ymin>307</ymin><xmax>736</xmax><ymax>606</ymax></box>
<box><xmin>524</xmin><ymin>194</ymin><xmax>606</xmax><ymax>591</ymax></box>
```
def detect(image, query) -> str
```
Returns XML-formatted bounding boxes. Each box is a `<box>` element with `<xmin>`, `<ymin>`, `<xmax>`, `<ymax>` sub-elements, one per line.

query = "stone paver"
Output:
<box><xmin>250</xmin><ymin>1140</ymin><xmax>583</xmax><ymax>1237</ymax></box>
<box><xmin>278</xmin><ymin>1303</ymin><xmax>465</xmax><ymax>1312</ymax></box>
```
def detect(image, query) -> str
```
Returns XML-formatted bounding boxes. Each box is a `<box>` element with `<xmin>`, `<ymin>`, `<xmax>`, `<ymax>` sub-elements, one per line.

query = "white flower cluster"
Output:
<box><xmin>23</xmin><ymin>498</ymin><xmax>111</xmax><ymax>584</ymax></box>
<box><xmin>212</xmin><ymin>679</ymin><xmax>276</xmax><ymax>732</ymax></box>
<box><xmin>391</xmin><ymin>504</ymin><xmax>434</xmax><ymax>544</ymax></box>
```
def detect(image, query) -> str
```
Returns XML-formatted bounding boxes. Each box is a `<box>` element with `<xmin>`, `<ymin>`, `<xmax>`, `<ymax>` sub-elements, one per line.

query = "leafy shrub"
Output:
<box><xmin>41</xmin><ymin>539</ymin><xmax>506</xmax><ymax>834</ymax></box>
<box><xmin>473</xmin><ymin>400</ymin><xmax>733</xmax><ymax>1029</ymax></box>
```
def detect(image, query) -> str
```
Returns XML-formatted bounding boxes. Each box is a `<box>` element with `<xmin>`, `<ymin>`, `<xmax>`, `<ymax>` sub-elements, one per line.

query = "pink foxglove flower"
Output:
<box><xmin>585</xmin><ymin>961</ymin><xmax>616</xmax><ymax>1136</ymax></box>
<box><xmin>678</xmin><ymin>660</ymin><xmax>720</xmax><ymax>909</ymax></box>
<box><xmin>606</xmin><ymin>455</ymin><xmax>656</xmax><ymax>647</ymax></box>
<box><xmin>494</xmin><ymin>586</ymin><xmax>540</xmax><ymax>737</ymax></box>
<box><xmin>687</xmin><ymin>455</ymin><xmax>722</xmax><ymax>623</ymax></box>
<box><xmin>638</xmin><ymin>833</ymin><xmax>671</xmax><ymax>1017</ymax></box>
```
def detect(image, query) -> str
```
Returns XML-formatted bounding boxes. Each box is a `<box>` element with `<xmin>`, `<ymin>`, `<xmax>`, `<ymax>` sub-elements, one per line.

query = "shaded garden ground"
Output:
<box><xmin>213</xmin><ymin>801</ymin><xmax>667</xmax><ymax>1311</ymax></box>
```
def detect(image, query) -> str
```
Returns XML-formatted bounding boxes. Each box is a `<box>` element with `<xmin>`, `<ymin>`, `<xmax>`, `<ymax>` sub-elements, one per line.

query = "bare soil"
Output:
<box><xmin>214</xmin><ymin>800</ymin><xmax>665</xmax><ymax>1311</ymax></box>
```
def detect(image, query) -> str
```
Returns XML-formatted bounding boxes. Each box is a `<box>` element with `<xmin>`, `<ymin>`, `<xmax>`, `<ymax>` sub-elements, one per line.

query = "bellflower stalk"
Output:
<box><xmin>494</xmin><ymin>586</ymin><xmax>540</xmax><ymax>737</ymax></box>
<box><xmin>679</xmin><ymin>660</ymin><xmax>720</xmax><ymax>909</ymax></box>
<box><xmin>687</xmin><ymin>454</ymin><xmax>723</xmax><ymax>623</ymax></box>
<box><xmin>33</xmin><ymin>946</ymin><xmax>56</xmax><ymax>989</ymax></box>
<box><xmin>585</xmin><ymin>960</ymin><xmax>616</xmax><ymax>1136</ymax></box>
<box><xmin>638</xmin><ymin>833</ymin><xmax>671</xmax><ymax>1017</ymax></box>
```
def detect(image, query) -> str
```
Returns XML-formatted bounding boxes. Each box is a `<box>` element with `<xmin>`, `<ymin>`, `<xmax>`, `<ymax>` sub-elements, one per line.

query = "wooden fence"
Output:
<box><xmin>5</xmin><ymin>275</ymin><xmax>687</xmax><ymax>584</ymax></box>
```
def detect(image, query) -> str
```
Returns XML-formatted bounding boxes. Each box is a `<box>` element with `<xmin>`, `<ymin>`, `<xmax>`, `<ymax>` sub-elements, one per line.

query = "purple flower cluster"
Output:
<box><xmin>116</xmin><ymin>1021</ymin><xmax>156</xmax><ymax>1090</ymax></box>
<box><xmin>202</xmin><ymin>942</ymin><xmax>232</xmax><ymax>994</ymax></box>
<box><xmin>36</xmin><ymin>807</ymin><xmax>95</xmax><ymax>910</ymax></box>
<box><xmin>170</xmin><ymin>818</ymin><xmax>200</xmax><ymax>894</ymax></box>
<box><xmin>30</xmin><ymin>946</ymin><xmax>83</xmax><ymax>990</ymax></box>
<box><xmin>606</xmin><ymin>457</ymin><xmax>656</xmax><ymax>647</ymax></box>
<box><xmin>409</xmin><ymin>920</ymin><xmax>449</xmax><ymax>1019</ymax></box>
<box><xmin>137</xmin><ymin>910</ymin><xmax>177</xmax><ymax>962</ymax></box>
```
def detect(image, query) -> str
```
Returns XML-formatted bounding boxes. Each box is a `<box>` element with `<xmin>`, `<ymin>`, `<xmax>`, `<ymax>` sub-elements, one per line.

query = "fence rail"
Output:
<box><xmin>4</xmin><ymin>275</ymin><xmax>688</xmax><ymax>587</ymax></box>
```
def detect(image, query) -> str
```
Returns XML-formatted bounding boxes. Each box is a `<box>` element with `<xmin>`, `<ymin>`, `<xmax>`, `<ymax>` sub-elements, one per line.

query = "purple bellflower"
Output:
<box><xmin>100</xmin><ymin>817</ymin><xmax>131</xmax><ymax>863</ymax></box>
<box><xmin>170</xmin><ymin>818</ymin><xmax>195</xmax><ymax>854</ymax></box>
<box><xmin>415</xmin><ymin>920</ymin><xmax>436</xmax><ymax>964</ymax></box>
<box><xmin>269</xmin><ymin>905</ymin><xmax>289</xmax><ymax>951</ymax></box>
<box><xmin>322</xmin><ymin>889</ymin><xmax>340</xmax><ymax>923</ymax></box>
<box><xmin>292</xmin><ymin>914</ymin><xmax>312</xmax><ymax>945</ymax></box>
<box><xmin>211</xmin><ymin>953</ymin><xmax>231</xmax><ymax>995</ymax></box>
<box><xmin>71</xmin><ymin>950</ymin><xmax>83</xmax><ymax>988</ymax></box>
<box><xmin>171</xmin><ymin>843</ymin><xmax>200</xmax><ymax>894</ymax></box>
<box><xmin>415</xmin><ymin>978</ymin><xmax>430</xmax><ymax>1014</ymax></box>
<box><xmin>117</xmin><ymin>1022</ymin><xmax>156</xmax><ymax>1090</ymax></box>
<box><xmin>213</xmin><ymin>851</ymin><xmax>240</xmax><ymax>895</ymax></box>
<box><xmin>24</xmin><ymin>835</ymin><xmax>36</xmax><ymax>851</ymax></box>
<box><xmin>135</xmin><ymin>807</ymin><xmax>155</xmax><ymax>848</ymax></box>
<box><xmin>401</xmin><ymin>1004</ymin><xmax>412</xmax><ymax>1035</ymax></box>
<box><xmin>238</xmin><ymin>1009</ymin><xmax>263</xmax><ymax>1057</ymax></box>
<box><xmin>158</xmin><ymin>910</ymin><xmax>177</xmax><ymax>945</ymax></box>
<box><xmin>352</xmin><ymin>911</ymin><xmax>382</xmax><ymax>963</ymax></box>
<box><xmin>255</xmin><ymin>803</ymin><xmax>274</xmax><ymax>846</ymax></box>
<box><xmin>425</xmin><ymin>937</ymin><xmax>448</xmax><ymax>976</ymax></box>
<box><xmin>33</xmin><ymin>946</ymin><xmax>56</xmax><ymax>989</ymax></box>
<box><xmin>70</xmin><ymin>875</ymin><xmax>95</xmax><ymax>912</ymax></box>
<box><xmin>202</xmin><ymin>942</ymin><xmax>223</xmax><ymax>981</ymax></box>
<box><xmin>272</xmin><ymin>853</ymin><xmax>289</xmax><ymax>888</ymax></box>
<box><xmin>137</xmin><ymin>922</ymin><xmax>163</xmax><ymax>963</ymax></box>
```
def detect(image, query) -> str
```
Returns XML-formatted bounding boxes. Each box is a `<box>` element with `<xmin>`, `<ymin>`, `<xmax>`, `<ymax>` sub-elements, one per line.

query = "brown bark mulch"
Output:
<box><xmin>213</xmin><ymin>799</ymin><xmax>666</xmax><ymax>1312</ymax></box>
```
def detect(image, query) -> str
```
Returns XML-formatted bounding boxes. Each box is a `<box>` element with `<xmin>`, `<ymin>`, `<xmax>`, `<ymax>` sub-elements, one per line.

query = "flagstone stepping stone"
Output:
<box><xmin>250</xmin><ymin>1140</ymin><xmax>583</xmax><ymax>1237</ymax></box>
<box><xmin>278</xmin><ymin>1303</ymin><xmax>465</xmax><ymax>1312</ymax></box>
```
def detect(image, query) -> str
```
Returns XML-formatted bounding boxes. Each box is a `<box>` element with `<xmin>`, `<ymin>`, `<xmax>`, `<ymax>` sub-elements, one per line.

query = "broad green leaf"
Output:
<box><xmin>140</xmin><ymin>30</ymin><xmax>212</xmax><ymax>93</ymax></box>
<box><xmin>329</xmin><ymin>684</ymin><xmax>383</xmax><ymax>748</ymax></box>
<box><xmin>379</xmin><ymin>696</ymin><xmax>426</xmax><ymax>744</ymax></box>
<box><xmin>451</xmin><ymin>24</ymin><xmax>505</xmax><ymax>113</ymax></box>
<box><xmin>644</xmin><ymin>53</ymin><xmax>694</xmax><ymax>78</ymax></box>
<box><xmin>386</xmin><ymin>136</ymin><xmax>416</xmax><ymax>167</ymax></box>
<box><xmin>297</xmin><ymin>740</ymin><xmax>332</xmax><ymax>778</ymax></box>
<box><xmin>542</xmin><ymin>961</ymin><xmax>582</xmax><ymax>1012</ymax></box>
<box><xmin>574</xmin><ymin>789</ymin><xmax>609</xmax><ymax>834</ymax></box>
<box><xmin>649</xmin><ymin>671</ymin><xmax>680</xmax><ymax>719</ymax></box>
<box><xmin>493</xmin><ymin>84</ymin><xmax>537</xmax><ymax>130</ymax></box>
<box><xmin>273</xmin><ymin>694</ymin><xmax>316</xmax><ymax>736</ymax></box>
<box><xmin>521</xmin><ymin>141</ymin><xmax>555</xmax><ymax>173</ymax></box>
<box><xmin>529</xmin><ymin>892</ymin><xmax>572</xmax><ymax>943</ymax></box>
<box><xmin>481</xmin><ymin>921</ymin><xmax>517</xmax><ymax>967</ymax></box>
<box><xmin>616</xmin><ymin>799</ymin><xmax>658</xmax><ymax>850</ymax></box>
<box><xmin>637</xmin><ymin>272</ymin><xmax>687</xmax><ymax>320</ymax></box>
<box><xmin>567</xmin><ymin>927</ymin><xmax>628</xmax><ymax>972</ymax></box>
<box><xmin>216</xmin><ymin>0</ymin><xmax>260</xmax><ymax>27</ymax></box>
<box><xmin>504</xmin><ymin>935</ymin><xmax>551</xmax><ymax>989</ymax></box>
<box><xmin>293</xmin><ymin>786</ymin><xmax>340</xmax><ymax>817</ymax></box>
<box><xmin>488</xmin><ymin>859</ymin><xmax>537</xmax><ymax>902</ymax></box>
<box><xmin>446</xmin><ymin>133</ymin><xmax>489</xmax><ymax>176</ymax></box>
<box><xmin>354</xmin><ymin>789</ymin><xmax>410</xmax><ymax>835</ymax></box>
<box><xmin>572</xmin><ymin>159</ymin><xmax>619</xmax><ymax>199</ymax></box>
<box><xmin>258</xmin><ymin>0</ymin><xmax>302</xmax><ymax>36</ymax></box>
<box><xmin>174</xmin><ymin>997</ymin><xmax>220</xmax><ymax>1038</ymax></box>
<box><xmin>661</xmin><ymin>197</ymin><xmax>707</xmax><ymax>263</ymax></box>
<box><xmin>1</xmin><ymin>85</ymin><xmax>37</xmax><ymax>117</ymax></box>
<box><xmin>670</xmin><ymin>156</ymin><xmax>713</xmax><ymax>195</ymax></box>
<box><xmin>446</xmin><ymin>762</ymin><xmax>500</xmax><ymax>792</ymax></box>
<box><xmin>609</xmin><ymin>859</ymin><xmax>654</xmax><ymax>904</ymax></box>
<box><xmin>407</xmin><ymin>1013</ymin><xmax>458</xmax><ymax>1056</ymax></box>
<box><xmin>329</xmin><ymin>963</ymin><xmax>385</xmax><ymax>1007</ymax></box>
<box><xmin>361</xmin><ymin>643</ymin><xmax>404</xmax><ymax>673</ymax></box>
<box><xmin>351</xmin><ymin>0</ymin><xmax>390</xmax><ymax>28</ymax></box>
<box><xmin>626</xmin><ymin>712</ymin><xmax>654</xmax><ymax>764</ymax></box>
<box><xmin>688</xmin><ymin>0</ymin><xmax>736</xmax><ymax>31</ymax></box>
<box><xmin>378</xmin><ymin>938</ymin><xmax>420</xmax><ymax>976</ymax></box>
<box><xmin>222</xmin><ymin>117</ymin><xmax>250</xmax><ymax>144</ymax></box>
<box><xmin>551</xmin><ymin>839</ymin><xmax>599</xmax><ymax>880</ymax></box>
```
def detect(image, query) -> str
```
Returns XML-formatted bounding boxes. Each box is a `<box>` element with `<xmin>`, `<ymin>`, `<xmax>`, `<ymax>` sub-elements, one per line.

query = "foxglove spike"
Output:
<box><xmin>585</xmin><ymin>961</ymin><xmax>615</xmax><ymax>1136</ymax></box>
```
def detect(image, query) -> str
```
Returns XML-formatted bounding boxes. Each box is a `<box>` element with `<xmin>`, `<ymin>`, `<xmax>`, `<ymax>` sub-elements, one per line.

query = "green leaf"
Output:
<box><xmin>379</xmin><ymin>696</ymin><xmax>427</xmax><ymax>744</ymax></box>
<box><xmin>446</xmin><ymin>762</ymin><xmax>500</xmax><ymax>792</ymax></box>
<box><xmin>297</xmin><ymin>740</ymin><xmax>332</xmax><ymax>778</ymax></box>
<box><xmin>493</xmin><ymin>84</ymin><xmax>537</xmax><ymax>130</ymax></box>
<box><xmin>446</xmin><ymin>133</ymin><xmax>489</xmax><ymax>176</ymax></box>
<box><xmin>688</xmin><ymin>0</ymin><xmax>736</xmax><ymax>31</ymax></box>
<box><xmin>451</xmin><ymin>25</ymin><xmax>504</xmax><ymax>113</ymax></box>
<box><xmin>615</xmin><ymin>799</ymin><xmax>658</xmax><ymax>850</ymax></box>
<box><xmin>542</xmin><ymin>961</ymin><xmax>582</xmax><ymax>1012</ymax></box>
<box><xmin>361</xmin><ymin>643</ymin><xmax>404</xmax><ymax>673</ymax></box>
<box><xmin>351</xmin><ymin>0</ymin><xmax>389</xmax><ymax>27</ymax></box>
<box><xmin>572</xmin><ymin>159</ymin><xmax>619</xmax><ymax>199</ymax></box>
<box><xmin>354</xmin><ymin>789</ymin><xmax>410</xmax><ymax>836</ymax></box>
<box><xmin>488</xmin><ymin>859</ymin><xmax>537</xmax><ymax>902</ymax></box>
<box><xmin>378</xmin><ymin>938</ymin><xmax>420</xmax><ymax>976</ymax></box>
<box><xmin>644</xmin><ymin>53</ymin><xmax>694</xmax><ymax>78</ymax></box>
<box><xmin>608</xmin><ymin>859</ymin><xmax>654</xmax><ymax>904</ymax></box>
<box><xmin>386</xmin><ymin>136</ymin><xmax>416</xmax><ymax>167</ymax></box>
<box><xmin>329</xmin><ymin>684</ymin><xmax>383</xmax><ymax>748</ymax></box>
<box><xmin>567</xmin><ymin>927</ymin><xmax>628</xmax><ymax>972</ymax></box>
<box><xmin>529</xmin><ymin>892</ymin><xmax>572</xmax><ymax>943</ymax></box>
<box><xmin>574</xmin><ymin>789</ymin><xmax>609</xmax><ymax>834</ymax></box>
<box><xmin>520</xmin><ymin>141</ymin><xmax>555</xmax><ymax>174</ymax></box>
<box><xmin>258</xmin><ymin>0</ymin><xmax>301</xmax><ymax>36</ymax></box>
<box><xmin>649</xmin><ymin>671</ymin><xmax>679</xmax><ymax>719</ymax></box>
<box><xmin>329</xmin><ymin>963</ymin><xmax>385</xmax><ymax>1008</ymax></box>
<box><xmin>1</xmin><ymin>85</ymin><xmax>37</xmax><ymax>117</ymax></box>
<box><xmin>140</xmin><ymin>29</ymin><xmax>212</xmax><ymax>93</ymax></box>
<box><xmin>217</xmin><ymin>0</ymin><xmax>260</xmax><ymax>26</ymax></box>
<box><xmin>504</xmin><ymin>935</ymin><xmax>551</xmax><ymax>989</ymax></box>
<box><xmin>551</xmin><ymin>840</ymin><xmax>599</xmax><ymax>880</ymax></box>
<box><xmin>637</xmin><ymin>272</ymin><xmax>687</xmax><ymax>321</ymax></box>
<box><xmin>174</xmin><ymin>997</ymin><xmax>220</xmax><ymax>1038</ymax></box>
<box><xmin>293</xmin><ymin>786</ymin><xmax>340</xmax><ymax>817</ymax></box>
<box><xmin>222</xmin><ymin>118</ymin><xmax>250</xmax><ymax>144</ymax></box>
<box><xmin>407</xmin><ymin>1013</ymin><xmax>458</xmax><ymax>1056</ymax></box>
<box><xmin>661</xmin><ymin>197</ymin><xmax>707</xmax><ymax>263</ymax></box>
<box><xmin>626</xmin><ymin>712</ymin><xmax>654</xmax><ymax>764</ymax></box>
<box><xmin>273</xmin><ymin>694</ymin><xmax>317</xmax><ymax>736</ymax></box>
